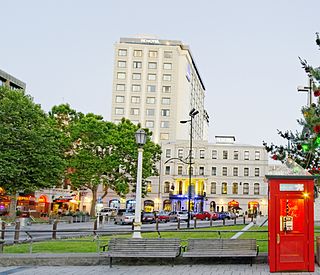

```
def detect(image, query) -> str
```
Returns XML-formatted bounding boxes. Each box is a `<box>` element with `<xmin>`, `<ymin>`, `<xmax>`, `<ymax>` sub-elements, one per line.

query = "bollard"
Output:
<box><xmin>193</xmin><ymin>217</ymin><xmax>197</xmax><ymax>229</ymax></box>
<box><xmin>177</xmin><ymin>218</ymin><xmax>180</xmax><ymax>230</ymax></box>
<box><xmin>223</xmin><ymin>218</ymin><xmax>225</xmax><ymax>226</ymax></box>
<box><xmin>210</xmin><ymin>217</ymin><xmax>213</xmax><ymax>227</ymax></box>
<box><xmin>251</xmin><ymin>215</ymin><xmax>253</xmax><ymax>222</ymax></box>
<box><xmin>243</xmin><ymin>216</ymin><xmax>246</xmax><ymax>224</ymax></box>
<box><xmin>155</xmin><ymin>218</ymin><xmax>159</xmax><ymax>231</ymax></box>
<box><xmin>94</xmin><ymin>219</ymin><xmax>98</xmax><ymax>231</ymax></box>
<box><xmin>52</xmin><ymin>220</ymin><xmax>58</xmax><ymax>240</ymax></box>
<box><xmin>1</xmin><ymin>222</ymin><xmax>5</xmax><ymax>240</ymax></box>
<box><xmin>14</xmin><ymin>221</ymin><xmax>20</xmax><ymax>244</ymax></box>
<box><xmin>0</xmin><ymin>239</ymin><xmax>4</xmax><ymax>253</ymax></box>
<box><xmin>234</xmin><ymin>217</ymin><xmax>237</xmax><ymax>225</ymax></box>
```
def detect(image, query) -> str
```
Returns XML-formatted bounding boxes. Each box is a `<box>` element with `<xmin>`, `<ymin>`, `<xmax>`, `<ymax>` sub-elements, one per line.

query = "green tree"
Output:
<box><xmin>0</xmin><ymin>87</ymin><xmax>66</xmax><ymax>217</ymax></box>
<box><xmin>264</xmin><ymin>33</ymin><xmax>320</xmax><ymax>176</ymax></box>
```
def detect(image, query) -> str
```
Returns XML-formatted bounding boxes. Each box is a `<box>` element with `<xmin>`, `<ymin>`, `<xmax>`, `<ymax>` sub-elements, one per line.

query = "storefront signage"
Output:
<box><xmin>280</xmin><ymin>183</ymin><xmax>304</xmax><ymax>192</ymax></box>
<box><xmin>141</xmin><ymin>38</ymin><xmax>160</xmax><ymax>44</ymax></box>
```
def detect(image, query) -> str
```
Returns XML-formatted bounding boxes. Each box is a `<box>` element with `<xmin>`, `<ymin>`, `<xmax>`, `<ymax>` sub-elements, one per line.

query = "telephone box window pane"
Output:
<box><xmin>279</xmin><ymin>198</ymin><xmax>304</xmax><ymax>233</ymax></box>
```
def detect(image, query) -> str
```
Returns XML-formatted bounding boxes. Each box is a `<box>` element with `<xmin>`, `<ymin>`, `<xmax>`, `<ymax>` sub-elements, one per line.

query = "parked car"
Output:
<box><xmin>114</xmin><ymin>212</ymin><xmax>135</xmax><ymax>225</ymax></box>
<box><xmin>98</xmin><ymin>207</ymin><xmax>117</xmax><ymax>217</ymax></box>
<box><xmin>193</xmin><ymin>211</ymin><xmax>212</xmax><ymax>220</ymax></box>
<box><xmin>169</xmin><ymin>211</ymin><xmax>188</xmax><ymax>222</ymax></box>
<box><xmin>211</xmin><ymin>212</ymin><xmax>219</xmax><ymax>220</ymax></box>
<box><xmin>218</xmin><ymin>212</ymin><xmax>230</xmax><ymax>220</ymax></box>
<box><xmin>228</xmin><ymin>212</ymin><xmax>237</xmax><ymax>219</ymax></box>
<box><xmin>141</xmin><ymin>212</ymin><xmax>156</xmax><ymax>223</ymax></box>
<box><xmin>156</xmin><ymin>211</ymin><xmax>170</xmax><ymax>223</ymax></box>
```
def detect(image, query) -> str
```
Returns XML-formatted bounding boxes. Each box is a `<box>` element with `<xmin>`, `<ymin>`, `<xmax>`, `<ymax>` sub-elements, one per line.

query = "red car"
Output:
<box><xmin>193</xmin><ymin>211</ymin><xmax>213</xmax><ymax>220</ymax></box>
<box><xmin>156</xmin><ymin>211</ymin><xmax>170</xmax><ymax>223</ymax></box>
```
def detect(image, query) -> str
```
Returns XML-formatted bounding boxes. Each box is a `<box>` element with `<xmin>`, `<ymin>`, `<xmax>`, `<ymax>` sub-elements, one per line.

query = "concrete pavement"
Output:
<box><xmin>0</xmin><ymin>264</ymin><xmax>319</xmax><ymax>275</ymax></box>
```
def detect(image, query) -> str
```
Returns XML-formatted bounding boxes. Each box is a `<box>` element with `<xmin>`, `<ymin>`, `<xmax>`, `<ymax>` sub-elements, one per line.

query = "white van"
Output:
<box><xmin>98</xmin><ymin>207</ymin><xmax>117</xmax><ymax>217</ymax></box>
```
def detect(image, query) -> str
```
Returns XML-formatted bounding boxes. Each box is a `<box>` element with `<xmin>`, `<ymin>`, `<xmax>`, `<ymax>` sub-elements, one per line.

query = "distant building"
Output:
<box><xmin>0</xmin><ymin>69</ymin><xmax>26</xmax><ymax>90</ymax></box>
<box><xmin>111</xmin><ymin>36</ymin><xmax>209</xmax><ymax>143</ymax></box>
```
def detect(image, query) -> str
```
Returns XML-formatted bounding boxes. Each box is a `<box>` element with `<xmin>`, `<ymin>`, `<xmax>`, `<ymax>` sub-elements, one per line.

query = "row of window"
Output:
<box><xmin>115</xmin><ymin>108</ymin><xmax>170</xmax><ymax>117</ymax></box>
<box><xmin>118</xmin><ymin>49</ymin><xmax>172</xmax><ymax>59</ymax></box>
<box><xmin>115</xmin><ymin>95</ymin><xmax>171</xmax><ymax>105</ymax></box>
<box><xmin>118</xmin><ymin>60</ymin><xmax>172</xmax><ymax>70</ymax></box>
<box><xmin>117</xmin><ymin>72</ymin><xmax>172</xmax><ymax>81</ymax></box>
<box><xmin>116</xmin><ymin>84</ymin><xmax>171</xmax><ymax>93</ymax></box>
<box><xmin>164</xmin><ymin>166</ymin><xmax>261</xmax><ymax>177</ymax></box>
<box><xmin>165</xmin><ymin>148</ymin><xmax>262</xmax><ymax>161</ymax></box>
<box><xmin>163</xmin><ymin>182</ymin><xmax>261</xmax><ymax>195</ymax></box>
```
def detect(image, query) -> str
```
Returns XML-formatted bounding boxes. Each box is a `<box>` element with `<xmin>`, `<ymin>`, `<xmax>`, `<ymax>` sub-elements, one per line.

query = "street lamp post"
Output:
<box><xmin>132</xmin><ymin>129</ymin><xmax>147</xmax><ymax>239</ymax></box>
<box><xmin>180</xmin><ymin>108</ymin><xmax>199</xmax><ymax>229</ymax></box>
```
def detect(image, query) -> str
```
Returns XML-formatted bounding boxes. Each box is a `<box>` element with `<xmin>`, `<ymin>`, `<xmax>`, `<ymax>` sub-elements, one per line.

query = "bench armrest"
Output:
<box><xmin>256</xmin><ymin>244</ymin><xmax>259</xmax><ymax>256</ymax></box>
<box><xmin>100</xmin><ymin>244</ymin><xmax>108</xmax><ymax>252</ymax></box>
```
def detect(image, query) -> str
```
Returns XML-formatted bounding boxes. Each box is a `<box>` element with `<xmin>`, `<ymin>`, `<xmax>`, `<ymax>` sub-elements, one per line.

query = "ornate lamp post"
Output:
<box><xmin>132</xmin><ymin>129</ymin><xmax>147</xmax><ymax>238</ymax></box>
<box><xmin>180</xmin><ymin>108</ymin><xmax>199</xmax><ymax>229</ymax></box>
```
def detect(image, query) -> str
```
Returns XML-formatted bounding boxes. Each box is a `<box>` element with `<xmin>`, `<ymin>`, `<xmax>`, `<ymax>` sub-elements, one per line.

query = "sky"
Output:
<box><xmin>1</xmin><ymin>0</ymin><xmax>320</xmax><ymax>146</ymax></box>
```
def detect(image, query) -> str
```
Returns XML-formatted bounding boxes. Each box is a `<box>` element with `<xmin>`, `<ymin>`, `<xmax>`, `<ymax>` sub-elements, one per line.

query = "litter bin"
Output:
<box><xmin>317</xmin><ymin>236</ymin><xmax>320</xmax><ymax>266</ymax></box>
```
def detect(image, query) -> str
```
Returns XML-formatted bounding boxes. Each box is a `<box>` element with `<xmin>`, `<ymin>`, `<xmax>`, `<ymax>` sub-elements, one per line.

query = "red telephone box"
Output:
<box><xmin>267</xmin><ymin>174</ymin><xmax>315</xmax><ymax>272</ymax></box>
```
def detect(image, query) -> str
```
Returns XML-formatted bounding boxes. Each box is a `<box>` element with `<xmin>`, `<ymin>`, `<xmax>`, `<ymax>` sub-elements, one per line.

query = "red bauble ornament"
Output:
<box><xmin>272</xmin><ymin>154</ymin><xmax>277</xmax><ymax>160</ymax></box>
<box><xmin>314</xmin><ymin>90</ymin><xmax>320</xmax><ymax>97</ymax></box>
<box><xmin>314</xmin><ymin>125</ymin><xmax>320</xmax><ymax>133</ymax></box>
<box><xmin>297</xmin><ymin>144</ymin><xmax>302</xmax><ymax>150</ymax></box>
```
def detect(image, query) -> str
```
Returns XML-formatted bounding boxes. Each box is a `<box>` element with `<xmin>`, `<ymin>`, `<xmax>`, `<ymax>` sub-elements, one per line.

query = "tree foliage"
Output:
<box><xmin>0</xmin><ymin>87</ymin><xmax>66</xmax><ymax>216</ymax></box>
<box><xmin>264</xmin><ymin>33</ymin><xmax>320</xmax><ymax>176</ymax></box>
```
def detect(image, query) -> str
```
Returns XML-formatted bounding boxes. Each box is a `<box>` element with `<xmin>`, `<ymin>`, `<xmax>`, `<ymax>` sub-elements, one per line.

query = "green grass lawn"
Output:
<box><xmin>4</xmin><ymin>224</ymin><xmax>320</xmax><ymax>254</ymax></box>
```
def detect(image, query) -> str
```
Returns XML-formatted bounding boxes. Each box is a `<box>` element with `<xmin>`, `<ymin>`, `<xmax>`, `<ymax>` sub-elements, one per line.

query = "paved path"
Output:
<box><xmin>0</xmin><ymin>264</ymin><xmax>319</xmax><ymax>275</ymax></box>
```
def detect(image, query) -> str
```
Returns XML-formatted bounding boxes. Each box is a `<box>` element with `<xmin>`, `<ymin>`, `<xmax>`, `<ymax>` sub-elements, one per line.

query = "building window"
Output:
<box><xmin>199</xmin><ymin>166</ymin><xmax>205</xmax><ymax>176</ymax></box>
<box><xmin>161</xmin><ymin>97</ymin><xmax>170</xmax><ymax>105</ymax></box>
<box><xmin>222</xmin><ymin>182</ymin><xmax>227</xmax><ymax>194</ymax></box>
<box><xmin>232</xmin><ymin>182</ymin><xmax>238</xmax><ymax>194</ymax></box>
<box><xmin>149</xmin><ymin>50</ymin><xmax>158</xmax><ymax>58</ymax></box>
<box><xmin>148</xmin><ymin>62</ymin><xmax>157</xmax><ymax>69</ymax></box>
<box><xmin>244</xmin><ymin>151</ymin><xmax>249</xmax><ymax>160</ymax></box>
<box><xmin>131</xmin><ymin>96</ymin><xmax>140</xmax><ymax>103</ymax></box>
<box><xmin>200</xmin><ymin>150</ymin><xmax>205</xmax><ymax>159</ymax></box>
<box><xmin>222</xmin><ymin>167</ymin><xmax>227</xmax><ymax>176</ymax></box>
<box><xmin>115</xmin><ymin>96</ymin><xmax>125</xmax><ymax>103</ymax></box>
<box><xmin>117</xmin><ymin>72</ymin><xmax>126</xmax><ymax>79</ymax></box>
<box><xmin>164</xmin><ymin>51</ymin><xmax>172</xmax><ymax>58</ymax></box>
<box><xmin>146</xmin><ymin>109</ymin><xmax>155</xmax><ymax>116</ymax></box>
<box><xmin>163</xmin><ymin>63</ymin><xmax>172</xmax><ymax>70</ymax></box>
<box><xmin>145</xmin><ymin>120</ymin><xmax>154</xmax><ymax>128</ymax></box>
<box><xmin>162</xmin><ymin>86</ymin><xmax>171</xmax><ymax>93</ymax></box>
<box><xmin>177</xmin><ymin>166</ymin><xmax>183</xmax><ymax>175</ymax></box>
<box><xmin>118</xmin><ymin>61</ymin><xmax>126</xmax><ymax>68</ymax></box>
<box><xmin>165</xmin><ymin>166</ymin><xmax>170</xmax><ymax>175</ymax></box>
<box><xmin>255</xmin><ymin>151</ymin><xmax>261</xmax><ymax>160</ymax></box>
<box><xmin>161</xmin><ymin>121</ymin><xmax>169</xmax><ymax>128</ymax></box>
<box><xmin>163</xmin><ymin>74</ymin><xmax>172</xmax><ymax>81</ymax></box>
<box><xmin>254</xmin><ymin>183</ymin><xmax>260</xmax><ymax>195</ymax></box>
<box><xmin>161</xmin><ymin>109</ymin><xmax>170</xmax><ymax>117</ymax></box>
<box><xmin>132</xmin><ymin>84</ymin><xmax>141</xmax><ymax>92</ymax></box>
<box><xmin>130</xmin><ymin>108</ymin><xmax>139</xmax><ymax>115</ymax></box>
<box><xmin>160</xmin><ymin>133</ymin><xmax>169</xmax><ymax>140</ymax></box>
<box><xmin>211</xmin><ymin>167</ymin><xmax>217</xmax><ymax>176</ymax></box>
<box><xmin>115</xmin><ymin>108</ymin><xmax>124</xmax><ymax>115</ymax></box>
<box><xmin>146</xmin><ymin>97</ymin><xmax>156</xmax><ymax>104</ymax></box>
<box><xmin>178</xmin><ymin>149</ymin><xmax>183</xmax><ymax>158</ymax></box>
<box><xmin>211</xmin><ymin>182</ymin><xmax>216</xmax><ymax>194</ymax></box>
<box><xmin>243</xmin><ymin>183</ymin><xmax>249</xmax><ymax>195</ymax></box>
<box><xmin>212</xmin><ymin>150</ymin><xmax>217</xmax><ymax>159</ymax></box>
<box><xmin>223</xmin><ymin>150</ymin><xmax>228</xmax><ymax>160</ymax></box>
<box><xmin>164</xmin><ymin>182</ymin><xmax>170</xmax><ymax>193</ymax></box>
<box><xmin>165</xmin><ymin>149</ymin><xmax>171</xmax><ymax>158</ymax></box>
<box><xmin>133</xmin><ymin>61</ymin><xmax>142</xmax><ymax>68</ymax></box>
<box><xmin>147</xmin><ymin>85</ymin><xmax>156</xmax><ymax>92</ymax></box>
<box><xmin>132</xmin><ymin>73</ymin><xmax>141</xmax><ymax>80</ymax></box>
<box><xmin>118</xmin><ymin>49</ymin><xmax>127</xmax><ymax>56</ymax></box>
<box><xmin>254</xmin><ymin>168</ymin><xmax>260</xmax><ymax>177</ymax></box>
<box><xmin>233</xmin><ymin>167</ymin><xmax>238</xmax><ymax>176</ymax></box>
<box><xmin>244</xmin><ymin>167</ymin><xmax>249</xmax><ymax>177</ymax></box>
<box><xmin>116</xmin><ymin>84</ymin><xmax>125</xmax><ymax>91</ymax></box>
<box><xmin>147</xmin><ymin>182</ymin><xmax>152</xmax><ymax>192</ymax></box>
<box><xmin>233</xmin><ymin>151</ymin><xmax>239</xmax><ymax>160</ymax></box>
<box><xmin>148</xmin><ymin>74</ymin><xmax>156</xmax><ymax>81</ymax></box>
<box><xmin>133</xmin><ymin>50</ymin><xmax>142</xmax><ymax>57</ymax></box>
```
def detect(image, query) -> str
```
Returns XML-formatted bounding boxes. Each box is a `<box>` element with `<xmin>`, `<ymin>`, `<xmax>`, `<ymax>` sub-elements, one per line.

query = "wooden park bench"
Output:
<box><xmin>105</xmin><ymin>238</ymin><xmax>181</xmax><ymax>267</ymax></box>
<box><xmin>182</xmin><ymin>238</ymin><xmax>259</xmax><ymax>266</ymax></box>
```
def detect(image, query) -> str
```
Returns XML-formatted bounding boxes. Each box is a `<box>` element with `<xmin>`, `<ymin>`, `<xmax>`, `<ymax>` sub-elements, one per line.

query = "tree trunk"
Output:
<box><xmin>90</xmin><ymin>188</ymin><xmax>98</xmax><ymax>217</ymax></box>
<box><xmin>9</xmin><ymin>192</ymin><xmax>18</xmax><ymax>218</ymax></box>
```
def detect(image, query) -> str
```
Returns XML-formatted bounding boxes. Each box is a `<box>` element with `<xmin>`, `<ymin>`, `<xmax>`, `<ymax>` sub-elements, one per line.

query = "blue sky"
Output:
<box><xmin>1</xmin><ymin>0</ymin><xmax>320</xmax><ymax>146</ymax></box>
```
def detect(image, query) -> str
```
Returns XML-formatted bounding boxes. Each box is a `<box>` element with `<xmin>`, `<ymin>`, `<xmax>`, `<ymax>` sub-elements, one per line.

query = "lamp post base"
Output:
<box><xmin>132</xmin><ymin>228</ymin><xmax>142</xmax><ymax>238</ymax></box>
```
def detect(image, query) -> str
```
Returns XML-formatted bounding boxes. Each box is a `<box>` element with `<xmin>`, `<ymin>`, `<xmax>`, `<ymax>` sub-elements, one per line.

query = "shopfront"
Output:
<box><xmin>36</xmin><ymin>195</ymin><xmax>50</xmax><ymax>216</ymax></box>
<box><xmin>248</xmin><ymin>201</ymin><xmax>259</xmax><ymax>217</ymax></box>
<box><xmin>109</xmin><ymin>199</ymin><xmax>120</xmax><ymax>209</ymax></box>
<box><xmin>143</xmin><ymin>200</ymin><xmax>154</xmax><ymax>212</ymax></box>
<box><xmin>52</xmin><ymin>196</ymin><xmax>78</xmax><ymax>214</ymax></box>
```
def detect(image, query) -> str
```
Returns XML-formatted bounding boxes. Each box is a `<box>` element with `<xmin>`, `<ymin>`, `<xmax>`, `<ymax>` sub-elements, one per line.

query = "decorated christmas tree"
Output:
<box><xmin>263</xmin><ymin>33</ymin><xmax>320</xmax><ymax>177</ymax></box>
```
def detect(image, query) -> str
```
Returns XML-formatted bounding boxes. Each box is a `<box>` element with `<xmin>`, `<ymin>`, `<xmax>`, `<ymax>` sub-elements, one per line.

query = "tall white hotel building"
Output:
<box><xmin>111</xmin><ymin>37</ymin><xmax>209</xmax><ymax>144</ymax></box>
